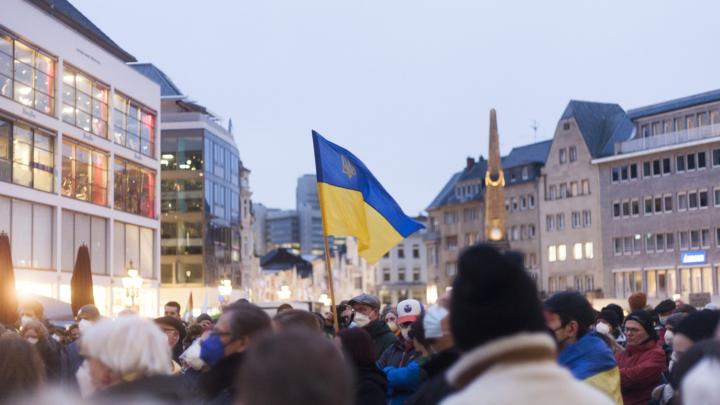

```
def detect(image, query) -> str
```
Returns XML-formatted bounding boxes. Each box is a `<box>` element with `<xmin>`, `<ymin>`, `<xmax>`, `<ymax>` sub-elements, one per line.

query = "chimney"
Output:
<box><xmin>466</xmin><ymin>157</ymin><xmax>475</xmax><ymax>170</ymax></box>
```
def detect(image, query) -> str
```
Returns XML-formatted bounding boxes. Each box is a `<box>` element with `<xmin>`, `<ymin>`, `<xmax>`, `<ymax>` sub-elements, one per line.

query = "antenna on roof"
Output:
<box><xmin>531</xmin><ymin>120</ymin><xmax>539</xmax><ymax>142</ymax></box>
<box><xmin>228</xmin><ymin>118</ymin><xmax>233</xmax><ymax>134</ymax></box>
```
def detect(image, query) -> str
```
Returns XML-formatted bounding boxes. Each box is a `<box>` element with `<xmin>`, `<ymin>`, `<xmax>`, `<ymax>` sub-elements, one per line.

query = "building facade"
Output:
<box><xmin>595</xmin><ymin>91</ymin><xmax>720</xmax><ymax>302</ymax></box>
<box><xmin>376</xmin><ymin>217</ymin><xmax>427</xmax><ymax>304</ymax></box>
<box><xmin>296</xmin><ymin>174</ymin><xmax>324</xmax><ymax>256</ymax></box>
<box><xmin>0</xmin><ymin>0</ymin><xmax>161</xmax><ymax>317</ymax></box>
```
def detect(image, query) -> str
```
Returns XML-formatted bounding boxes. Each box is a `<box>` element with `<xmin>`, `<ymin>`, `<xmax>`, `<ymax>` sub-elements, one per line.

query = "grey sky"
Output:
<box><xmin>73</xmin><ymin>0</ymin><xmax>720</xmax><ymax>214</ymax></box>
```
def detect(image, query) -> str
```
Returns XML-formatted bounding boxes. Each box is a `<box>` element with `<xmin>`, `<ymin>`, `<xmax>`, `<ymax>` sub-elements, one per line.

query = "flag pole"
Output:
<box><xmin>317</xmin><ymin>184</ymin><xmax>340</xmax><ymax>333</ymax></box>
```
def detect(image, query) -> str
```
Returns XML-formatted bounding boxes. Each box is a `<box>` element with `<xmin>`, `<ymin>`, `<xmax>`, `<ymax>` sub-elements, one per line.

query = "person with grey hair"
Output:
<box><xmin>79</xmin><ymin>315</ymin><xmax>189</xmax><ymax>403</ymax></box>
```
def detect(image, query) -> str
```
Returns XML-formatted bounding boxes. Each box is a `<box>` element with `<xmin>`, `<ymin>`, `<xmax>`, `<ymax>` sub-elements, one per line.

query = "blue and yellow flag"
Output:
<box><xmin>312</xmin><ymin>131</ymin><xmax>424</xmax><ymax>263</ymax></box>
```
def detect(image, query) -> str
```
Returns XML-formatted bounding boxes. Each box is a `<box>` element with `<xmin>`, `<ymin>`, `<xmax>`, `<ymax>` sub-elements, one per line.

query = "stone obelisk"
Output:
<box><xmin>484</xmin><ymin>109</ymin><xmax>509</xmax><ymax>248</ymax></box>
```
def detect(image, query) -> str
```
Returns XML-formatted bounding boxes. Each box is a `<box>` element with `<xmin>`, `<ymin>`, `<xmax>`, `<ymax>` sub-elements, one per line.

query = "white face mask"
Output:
<box><xmin>664</xmin><ymin>330</ymin><xmax>675</xmax><ymax>346</ymax></box>
<box><xmin>353</xmin><ymin>312</ymin><xmax>370</xmax><ymax>328</ymax></box>
<box><xmin>20</xmin><ymin>315</ymin><xmax>33</xmax><ymax>327</ymax></box>
<box><xmin>401</xmin><ymin>328</ymin><xmax>410</xmax><ymax>341</ymax></box>
<box><xmin>386</xmin><ymin>321</ymin><xmax>398</xmax><ymax>333</ymax></box>
<box><xmin>76</xmin><ymin>361</ymin><xmax>96</xmax><ymax>399</ymax></box>
<box><xmin>27</xmin><ymin>337</ymin><xmax>39</xmax><ymax>345</ymax></box>
<box><xmin>78</xmin><ymin>319</ymin><xmax>92</xmax><ymax>334</ymax></box>
<box><xmin>659</xmin><ymin>315</ymin><xmax>669</xmax><ymax>325</ymax></box>
<box><xmin>179</xmin><ymin>339</ymin><xmax>206</xmax><ymax>371</ymax></box>
<box><xmin>595</xmin><ymin>322</ymin><xmax>611</xmax><ymax>336</ymax></box>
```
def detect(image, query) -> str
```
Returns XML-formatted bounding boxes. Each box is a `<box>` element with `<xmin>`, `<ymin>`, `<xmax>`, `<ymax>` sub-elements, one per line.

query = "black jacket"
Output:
<box><xmin>377</xmin><ymin>338</ymin><xmax>420</xmax><ymax>369</ymax></box>
<box><xmin>364</xmin><ymin>320</ymin><xmax>397</xmax><ymax>360</ymax></box>
<box><xmin>94</xmin><ymin>375</ymin><xmax>192</xmax><ymax>404</ymax></box>
<box><xmin>355</xmin><ymin>365</ymin><xmax>387</xmax><ymax>405</ymax></box>
<box><xmin>406</xmin><ymin>348</ymin><xmax>460</xmax><ymax>405</ymax></box>
<box><xmin>197</xmin><ymin>352</ymin><xmax>245</xmax><ymax>405</ymax></box>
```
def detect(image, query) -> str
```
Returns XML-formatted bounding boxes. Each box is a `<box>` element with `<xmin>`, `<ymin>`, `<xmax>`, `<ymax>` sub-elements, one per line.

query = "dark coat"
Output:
<box><xmin>377</xmin><ymin>337</ymin><xmax>420</xmax><ymax>369</ymax></box>
<box><xmin>197</xmin><ymin>352</ymin><xmax>245</xmax><ymax>405</ymax></box>
<box><xmin>615</xmin><ymin>339</ymin><xmax>666</xmax><ymax>405</ymax></box>
<box><xmin>406</xmin><ymin>348</ymin><xmax>460</xmax><ymax>405</ymax></box>
<box><xmin>93</xmin><ymin>374</ymin><xmax>192</xmax><ymax>404</ymax></box>
<box><xmin>364</xmin><ymin>320</ymin><xmax>397</xmax><ymax>360</ymax></box>
<box><xmin>355</xmin><ymin>365</ymin><xmax>387</xmax><ymax>405</ymax></box>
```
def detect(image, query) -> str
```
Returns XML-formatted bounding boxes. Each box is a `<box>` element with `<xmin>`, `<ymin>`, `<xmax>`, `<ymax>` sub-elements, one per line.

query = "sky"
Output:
<box><xmin>73</xmin><ymin>0</ymin><xmax>720</xmax><ymax>214</ymax></box>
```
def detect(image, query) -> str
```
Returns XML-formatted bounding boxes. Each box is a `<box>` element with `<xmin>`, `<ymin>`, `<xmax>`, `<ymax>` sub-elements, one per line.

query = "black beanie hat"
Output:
<box><xmin>675</xmin><ymin>310</ymin><xmax>720</xmax><ymax>343</ymax></box>
<box><xmin>544</xmin><ymin>291</ymin><xmax>596</xmax><ymax>332</ymax></box>
<box><xmin>655</xmin><ymin>299</ymin><xmax>676</xmax><ymax>315</ymax></box>
<box><xmin>598</xmin><ymin>309</ymin><xmax>621</xmax><ymax>329</ymax></box>
<box><xmin>602</xmin><ymin>304</ymin><xmax>625</xmax><ymax>325</ymax></box>
<box><xmin>625</xmin><ymin>310</ymin><xmax>658</xmax><ymax>341</ymax></box>
<box><xmin>450</xmin><ymin>244</ymin><xmax>546</xmax><ymax>351</ymax></box>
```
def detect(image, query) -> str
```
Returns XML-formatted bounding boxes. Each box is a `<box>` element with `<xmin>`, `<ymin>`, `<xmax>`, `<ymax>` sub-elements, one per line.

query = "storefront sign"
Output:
<box><xmin>681</xmin><ymin>250</ymin><xmax>706</xmax><ymax>265</ymax></box>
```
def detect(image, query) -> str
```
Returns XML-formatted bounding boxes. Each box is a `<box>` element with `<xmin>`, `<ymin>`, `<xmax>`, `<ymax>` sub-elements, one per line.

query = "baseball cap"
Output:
<box><xmin>397</xmin><ymin>299</ymin><xmax>422</xmax><ymax>324</ymax></box>
<box><xmin>348</xmin><ymin>294</ymin><xmax>381</xmax><ymax>310</ymax></box>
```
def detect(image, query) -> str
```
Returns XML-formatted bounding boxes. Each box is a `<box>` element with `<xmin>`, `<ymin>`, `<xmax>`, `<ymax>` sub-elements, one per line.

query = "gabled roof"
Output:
<box><xmin>501</xmin><ymin>139</ymin><xmax>552</xmax><ymax>168</ymax></box>
<box><xmin>627</xmin><ymin>89</ymin><xmax>720</xmax><ymax>120</ymax></box>
<box><xmin>27</xmin><ymin>0</ymin><xmax>136</xmax><ymax>62</ymax></box>
<box><xmin>561</xmin><ymin>100</ymin><xmax>634</xmax><ymax>158</ymax></box>
<box><xmin>130</xmin><ymin>63</ymin><xmax>183</xmax><ymax>97</ymax></box>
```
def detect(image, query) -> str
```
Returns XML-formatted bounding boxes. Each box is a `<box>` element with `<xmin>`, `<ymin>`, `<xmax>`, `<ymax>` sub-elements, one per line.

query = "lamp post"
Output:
<box><xmin>121</xmin><ymin>261</ymin><xmax>143</xmax><ymax>310</ymax></box>
<box><xmin>218</xmin><ymin>278</ymin><xmax>232</xmax><ymax>304</ymax></box>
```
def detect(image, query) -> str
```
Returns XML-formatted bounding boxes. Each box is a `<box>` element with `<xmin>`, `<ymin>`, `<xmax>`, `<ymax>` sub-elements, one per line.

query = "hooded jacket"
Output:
<box><xmin>615</xmin><ymin>339</ymin><xmax>666</xmax><ymax>405</ymax></box>
<box><xmin>365</xmin><ymin>320</ymin><xmax>398</xmax><ymax>360</ymax></box>
<box><xmin>558</xmin><ymin>331</ymin><xmax>623</xmax><ymax>404</ymax></box>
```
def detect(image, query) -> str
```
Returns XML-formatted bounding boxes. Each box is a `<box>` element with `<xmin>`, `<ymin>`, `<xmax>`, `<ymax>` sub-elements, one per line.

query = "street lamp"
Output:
<box><xmin>318</xmin><ymin>293</ymin><xmax>331</xmax><ymax>307</ymax></box>
<box><xmin>277</xmin><ymin>285</ymin><xmax>291</xmax><ymax>301</ymax></box>
<box><xmin>218</xmin><ymin>278</ymin><xmax>232</xmax><ymax>303</ymax></box>
<box><xmin>122</xmin><ymin>261</ymin><xmax>143</xmax><ymax>310</ymax></box>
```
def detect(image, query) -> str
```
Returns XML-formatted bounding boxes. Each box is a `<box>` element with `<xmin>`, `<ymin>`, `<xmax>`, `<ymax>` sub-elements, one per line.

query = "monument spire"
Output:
<box><xmin>484</xmin><ymin>109</ymin><xmax>508</xmax><ymax>243</ymax></box>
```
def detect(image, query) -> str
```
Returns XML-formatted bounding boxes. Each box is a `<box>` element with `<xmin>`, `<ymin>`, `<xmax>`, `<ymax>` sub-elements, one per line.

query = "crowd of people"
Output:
<box><xmin>1</xmin><ymin>244</ymin><xmax>720</xmax><ymax>404</ymax></box>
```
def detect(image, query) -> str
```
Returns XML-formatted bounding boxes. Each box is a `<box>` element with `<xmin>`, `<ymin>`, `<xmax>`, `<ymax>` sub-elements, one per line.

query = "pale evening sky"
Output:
<box><xmin>73</xmin><ymin>0</ymin><xmax>720</xmax><ymax>214</ymax></box>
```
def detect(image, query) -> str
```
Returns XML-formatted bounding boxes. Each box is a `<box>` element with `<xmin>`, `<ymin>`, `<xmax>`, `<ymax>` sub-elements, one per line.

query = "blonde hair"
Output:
<box><xmin>81</xmin><ymin>315</ymin><xmax>171</xmax><ymax>378</ymax></box>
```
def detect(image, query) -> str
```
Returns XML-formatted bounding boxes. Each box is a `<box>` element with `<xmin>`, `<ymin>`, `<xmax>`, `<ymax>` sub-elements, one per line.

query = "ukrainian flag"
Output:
<box><xmin>312</xmin><ymin>131</ymin><xmax>424</xmax><ymax>264</ymax></box>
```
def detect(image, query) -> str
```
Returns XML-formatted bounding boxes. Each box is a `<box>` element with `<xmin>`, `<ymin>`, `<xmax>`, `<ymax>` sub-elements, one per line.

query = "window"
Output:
<box><xmin>688</xmin><ymin>191</ymin><xmax>698</xmax><ymax>209</ymax></box>
<box><xmin>656</xmin><ymin>234</ymin><xmax>665</xmax><ymax>252</ymax></box>
<box><xmin>677</xmin><ymin>155</ymin><xmax>685</xmax><ymax>172</ymax></box>
<box><xmin>412</xmin><ymin>267</ymin><xmax>421</xmax><ymax>282</ymax></box>
<box><xmin>572</xmin><ymin>211</ymin><xmax>581</xmax><ymax>228</ymax></box>
<box><xmin>548</xmin><ymin>245</ymin><xmax>557</xmax><ymax>262</ymax></box>
<box><xmin>61</xmin><ymin>138</ymin><xmax>108</xmax><ymax>205</ymax></box>
<box><xmin>631</xmin><ymin>200</ymin><xmax>640</xmax><ymax>216</ymax></box>
<box><xmin>622</xmin><ymin>201</ymin><xmax>630</xmax><ymax>217</ymax></box>
<box><xmin>699</xmin><ymin>190</ymin><xmax>709</xmax><ymax>208</ymax></box>
<box><xmin>113</xmin><ymin>157</ymin><xmax>156</xmax><ymax>218</ymax></box>
<box><xmin>445</xmin><ymin>262</ymin><xmax>457</xmax><ymax>277</ymax></box>
<box><xmin>664</xmin><ymin>195</ymin><xmax>672</xmax><ymax>213</ymax></box>
<box><xmin>556</xmin><ymin>214</ymin><xmax>565</xmax><ymax>230</ymax></box>
<box><xmin>511</xmin><ymin>198</ymin><xmax>518</xmax><ymax>211</ymax></box>
<box><xmin>701</xmin><ymin>229</ymin><xmax>711</xmax><ymax>248</ymax></box>
<box><xmin>585</xmin><ymin>242</ymin><xmax>594</xmax><ymax>259</ymax></box>
<box><xmin>559</xmin><ymin>183</ymin><xmax>567</xmax><ymax>199</ymax></box>
<box><xmin>569</xmin><ymin>146</ymin><xmax>577</xmax><ymax>162</ymax></box>
<box><xmin>443</xmin><ymin>211</ymin><xmax>457</xmax><ymax>224</ymax></box>
<box><xmin>522</xmin><ymin>166</ymin><xmax>528</xmax><ymax>180</ymax></box>
<box><xmin>654</xmin><ymin>196</ymin><xmax>662</xmax><ymax>214</ymax></box>
<box><xmin>546</xmin><ymin>215</ymin><xmax>554</xmax><ymax>231</ymax></box>
<box><xmin>528</xmin><ymin>194</ymin><xmax>535</xmax><ymax>208</ymax></box>
<box><xmin>652</xmin><ymin>159</ymin><xmax>661</xmax><ymax>176</ymax></box>
<box><xmin>412</xmin><ymin>245</ymin><xmax>419</xmax><ymax>259</ymax></box>
<box><xmin>687</xmin><ymin>153</ymin><xmax>696</xmax><ymax>170</ymax></box>
<box><xmin>397</xmin><ymin>247</ymin><xmax>405</xmax><ymax>259</ymax></box>
<box><xmin>398</xmin><ymin>268</ymin><xmax>406</xmax><ymax>282</ymax></box>
<box><xmin>698</xmin><ymin>151</ymin><xmax>707</xmax><ymax>169</ymax></box>
<box><xmin>613</xmin><ymin>202</ymin><xmax>621</xmax><ymax>218</ymax></box>
<box><xmin>641</xmin><ymin>124</ymin><xmax>650</xmax><ymax>138</ymax></box>
<box><xmin>382</xmin><ymin>268</ymin><xmax>390</xmax><ymax>282</ymax></box>
<box><xmin>568</xmin><ymin>181</ymin><xmax>577</xmax><ymax>197</ymax></box>
<box><xmin>8</xmin><ymin>121</ymin><xmax>54</xmax><ymax>192</ymax></box>
<box><xmin>644</xmin><ymin>197</ymin><xmax>653</xmax><ymax>215</ymax></box>
<box><xmin>666</xmin><ymin>233</ymin><xmax>675</xmax><ymax>251</ymax></box>
<box><xmin>520</xmin><ymin>196</ymin><xmax>527</xmax><ymax>210</ymax></box>
<box><xmin>61</xmin><ymin>66</ymin><xmax>108</xmax><ymax>137</ymax></box>
<box><xmin>529</xmin><ymin>224</ymin><xmax>536</xmax><ymax>238</ymax></box>
<box><xmin>581</xmin><ymin>179</ymin><xmax>590</xmax><ymax>195</ymax></box>
<box><xmin>445</xmin><ymin>236</ymin><xmax>458</xmax><ymax>250</ymax></box>
<box><xmin>679</xmin><ymin>231</ymin><xmax>689</xmax><ymax>250</ymax></box>
<box><xmin>0</xmin><ymin>34</ymin><xmax>55</xmax><ymax>114</ymax></box>
<box><xmin>630</xmin><ymin>164</ymin><xmax>638</xmax><ymax>179</ymax></box>
<box><xmin>583</xmin><ymin>210</ymin><xmax>592</xmax><ymax>227</ymax></box>
<box><xmin>558</xmin><ymin>244</ymin><xmax>567</xmax><ymax>261</ymax></box>
<box><xmin>715</xmin><ymin>188</ymin><xmax>720</xmax><ymax>207</ymax></box>
<box><xmin>717</xmin><ymin>228</ymin><xmax>720</xmax><ymax>248</ymax></box>
<box><xmin>620</xmin><ymin>166</ymin><xmax>628</xmax><ymax>181</ymax></box>
<box><xmin>678</xmin><ymin>192</ymin><xmax>688</xmax><ymax>211</ymax></box>
<box><xmin>713</xmin><ymin>149</ymin><xmax>720</xmax><ymax>167</ymax></box>
<box><xmin>662</xmin><ymin>158</ymin><xmax>671</xmax><ymax>174</ymax></box>
<box><xmin>608</xmin><ymin>167</ymin><xmax>618</xmax><ymax>183</ymax></box>
<box><xmin>61</xmin><ymin>210</ymin><xmax>107</xmax><ymax>274</ymax></box>
<box><xmin>643</xmin><ymin>161</ymin><xmax>651</xmax><ymax>177</ymax></box>
<box><xmin>559</xmin><ymin>148</ymin><xmax>567</xmax><ymax>164</ymax></box>
<box><xmin>646</xmin><ymin>233</ymin><xmax>655</xmax><ymax>253</ymax></box>
<box><xmin>113</xmin><ymin>92</ymin><xmax>156</xmax><ymax>157</ymax></box>
<box><xmin>690</xmin><ymin>230</ymin><xmax>700</xmax><ymax>249</ymax></box>
<box><xmin>1</xmin><ymin>197</ymin><xmax>53</xmax><ymax>270</ymax></box>
<box><xmin>624</xmin><ymin>237</ymin><xmax>633</xmax><ymax>255</ymax></box>
<box><xmin>548</xmin><ymin>185</ymin><xmax>556</xmax><ymax>200</ymax></box>
<box><xmin>114</xmin><ymin>221</ymin><xmax>154</xmax><ymax>278</ymax></box>
<box><xmin>613</xmin><ymin>239</ymin><xmax>622</xmax><ymax>256</ymax></box>
<box><xmin>573</xmin><ymin>243</ymin><xmax>583</xmax><ymax>260</ymax></box>
<box><xmin>633</xmin><ymin>234</ymin><xmax>642</xmax><ymax>253</ymax></box>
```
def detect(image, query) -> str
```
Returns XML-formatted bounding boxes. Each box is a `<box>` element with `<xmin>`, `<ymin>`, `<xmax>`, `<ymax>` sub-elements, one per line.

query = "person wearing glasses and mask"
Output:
<box><xmin>349</xmin><ymin>294</ymin><xmax>397</xmax><ymax>360</ymax></box>
<box><xmin>615</xmin><ymin>310</ymin><xmax>666</xmax><ymax>405</ymax></box>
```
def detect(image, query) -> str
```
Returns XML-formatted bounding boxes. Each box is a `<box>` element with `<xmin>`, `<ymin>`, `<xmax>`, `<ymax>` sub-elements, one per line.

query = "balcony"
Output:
<box><xmin>615</xmin><ymin>124</ymin><xmax>720</xmax><ymax>154</ymax></box>
<box><xmin>423</xmin><ymin>230</ymin><xmax>440</xmax><ymax>242</ymax></box>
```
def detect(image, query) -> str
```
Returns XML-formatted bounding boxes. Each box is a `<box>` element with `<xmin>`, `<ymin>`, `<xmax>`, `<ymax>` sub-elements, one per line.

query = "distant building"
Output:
<box><xmin>266</xmin><ymin>209</ymin><xmax>300</xmax><ymax>253</ymax></box>
<box><xmin>296</xmin><ymin>174</ymin><xmax>324</xmax><ymax>255</ymax></box>
<box><xmin>376</xmin><ymin>217</ymin><xmax>428</xmax><ymax>304</ymax></box>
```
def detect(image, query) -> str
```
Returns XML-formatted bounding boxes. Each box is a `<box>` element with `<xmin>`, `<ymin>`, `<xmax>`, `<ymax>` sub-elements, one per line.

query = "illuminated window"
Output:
<box><xmin>573</xmin><ymin>243</ymin><xmax>583</xmax><ymax>260</ymax></box>
<box><xmin>62</xmin><ymin>66</ymin><xmax>108</xmax><ymax>137</ymax></box>
<box><xmin>0</xmin><ymin>33</ymin><xmax>55</xmax><ymax>115</ymax></box>
<box><xmin>113</xmin><ymin>92</ymin><xmax>156</xmax><ymax>157</ymax></box>
<box><xmin>8</xmin><ymin>121</ymin><xmax>54</xmax><ymax>192</ymax></box>
<box><xmin>113</xmin><ymin>156</ymin><xmax>156</xmax><ymax>218</ymax></box>
<box><xmin>61</xmin><ymin>138</ymin><xmax>108</xmax><ymax>205</ymax></box>
<box><xmin>558</xmin><ymin>244</ymin><xmax>567</xmax><ymax>261</ymax></box>
<box><xmin>548</xmin><ymin>245</ymin><xmax>557</xmax><ymax>262</ymax></box>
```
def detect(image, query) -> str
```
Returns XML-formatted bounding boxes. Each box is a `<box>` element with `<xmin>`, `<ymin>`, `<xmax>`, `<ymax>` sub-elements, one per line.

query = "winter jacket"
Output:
<box><xmin>364</xmin><ymin>320</ymin><xmax>398</xmax><ymax>360</ymax></box>
<box><xmin>93</xmin><ymin>374</ymin><xmax>192</xmax><ymax>404</ymax></box>
<box><xmin>558</xmin><ymin>331</ymin><xmax>623</xmax><ymax>405</ymax></box>
<box><xmin>377</xmin><ymin>337</ymin><xmax>420</xmax><ymax>369</ymax></box>
<box><xmin>442</xmin><ymin>333</ymin><xmax>614</xmax><ymax>405</ymax></box>
<box><xmin>355</xmin><ymin>365</ymin><xmax>387</xmax><ymax>405</ymax></box>
<box><xmin>197</xmin><ymin>352</ymin><xmax>245</xmax><ymax>405</ymax></box>
<box><xmin>383</xmin><ymin>359</ymin><xmax>426</xmax><ymax>405</ymax></box>
<box><xmin>615</xmin><ymin>339</ymin><xmax>666</xmax><ymax>405</ymax></box>
<box><xmin>406</xmin><ymin>348</ymin><xmax>460</xmax><ymax>405</ymax></box>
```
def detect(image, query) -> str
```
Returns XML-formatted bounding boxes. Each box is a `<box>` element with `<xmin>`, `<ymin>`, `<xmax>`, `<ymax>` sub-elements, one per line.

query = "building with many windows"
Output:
<box><xmin>0</xmin><ymin>0</ymin><xmax>161</xmax><ymax>316</ymax></box>
<box><xmin>595</xmin><ymin>90</ymin><xmax>720</xmax><ymax>302</ymax></box>
<box><xmin>132</xmin><ymin>63</ymin><xmax>256</xmax><ymax>309</ymax></box>
<box><xmin>376</xmin><ymin>216</ymin><xmax>427</xmax><ymax>304</ymax></box>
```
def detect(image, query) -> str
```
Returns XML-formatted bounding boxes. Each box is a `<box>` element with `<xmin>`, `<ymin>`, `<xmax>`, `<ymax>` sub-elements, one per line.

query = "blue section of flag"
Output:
<box><xmin>559</xmin><ymin>331</ymin><xmax>617</xmax><ymax>380</ymax></box>
<box><xmin>312</xmin><ymin>130</ymin><xmax>424</xmax><ymax>238</ymax></box>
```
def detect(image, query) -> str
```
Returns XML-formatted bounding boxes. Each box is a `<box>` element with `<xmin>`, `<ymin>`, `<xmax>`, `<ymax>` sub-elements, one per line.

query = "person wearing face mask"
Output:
<box><xmin>66</xmin><ymin>304</ymin><xmax>101</xmax><ymax>387</ymax></box>
<box><xmin>21</xmin><ymin>319</ymin><xmax>65</xmax><ymax>383</ymax></box>
<box><xmin>383</xmin><ymin>308</ymin><xmax>400</xmax><ymax>335</ymax></box>
<box><xmin>654</xmin><ymin>299</ymin><xmax>676</xmax><ymax>346</ymax></box>
<box><xmin>349</xmin><ymin>294</ymin><xmax>397</xmax><ymax>360</ymax></box>
<box><xmin>195</xmin><ymin>301</ymin><xmax>272</xmax><ymax>404</ymax></box>
<box><xmin>378</xmin><ymin>300</ymin><xmax>422</xmax><ymax>370</ymax></box>
<box><xmin>544</xmin><ymin>291</ymin><xmax>623</xmax><ymax>405</ymax></box>
<box><xmin>596</xmin><ymin>309</ymin><xmax>624</xmax><ymax>354</ymax></box>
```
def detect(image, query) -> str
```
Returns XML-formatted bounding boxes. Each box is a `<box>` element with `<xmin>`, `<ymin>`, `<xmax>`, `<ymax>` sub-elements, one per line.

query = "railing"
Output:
<box><xmin>615</xmin><ymin>123</ymin><xmax>720</xmax><ymax>154</ymax></box>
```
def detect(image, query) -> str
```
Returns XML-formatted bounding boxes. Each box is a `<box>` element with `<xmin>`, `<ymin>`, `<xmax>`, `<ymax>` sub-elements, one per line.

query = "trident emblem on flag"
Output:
<box><xmin>341</xmin><ymin>155</ymin><xmax>356</xmax><ymax>180</ymax></box>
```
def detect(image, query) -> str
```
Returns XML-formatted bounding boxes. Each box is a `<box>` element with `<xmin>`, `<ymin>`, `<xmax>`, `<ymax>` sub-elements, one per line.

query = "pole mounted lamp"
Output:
<box><xmin>122</xmin><ymin>261</ymin><xmax>143</xmax><ymax>310</ymax></box>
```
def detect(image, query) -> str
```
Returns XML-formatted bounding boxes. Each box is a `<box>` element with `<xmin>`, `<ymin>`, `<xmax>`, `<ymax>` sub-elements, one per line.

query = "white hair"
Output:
<box><xmin>81</xmin><ymin>315</ymin><xmax>171</xmax><ymax>378</ymax></box>
<box><xmin>681</xmin><ymin>358</ymin><xmax>720</xmax><ymax>405</ymax></box>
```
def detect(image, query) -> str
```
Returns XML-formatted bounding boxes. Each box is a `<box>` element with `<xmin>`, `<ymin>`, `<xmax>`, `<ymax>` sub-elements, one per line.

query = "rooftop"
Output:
<box><xmin>130</xmin><ymin>63</ymin><xmax>184</xmax><ymax>97</ymax></box>
<box><xmin>562</xmin><ymin>100</ymin><xmax>634</xmax><ymax>158</ymax></box>
<box><xmin>627</xmin><ymin>89</ymin><xmax>720</xmax><ymax>120</ymax></box>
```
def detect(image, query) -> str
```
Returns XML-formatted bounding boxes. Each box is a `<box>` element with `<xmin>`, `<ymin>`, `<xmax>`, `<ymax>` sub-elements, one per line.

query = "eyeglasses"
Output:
<box><xmin>624</xmin><ymin>327</ymin><xmax>642</xmax><ymax>334</ymax></box>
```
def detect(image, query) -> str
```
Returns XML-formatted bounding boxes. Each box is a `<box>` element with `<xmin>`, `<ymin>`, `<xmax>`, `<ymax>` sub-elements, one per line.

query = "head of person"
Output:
<box><xmin>76</xmin><ymin>304</ymin><xmax>101</xmax><ymax>335</ymax></box>
<box><xmin>673</xmin><ymin>310</ymin><xmax>720</xmax><ymax>361</ymax></box>
<box><xmin>450</xmin><ymin>245</ymin><xmax>547</xmax><ymax>352</ymax></box>
<box><xmin>0</xmin><ymin>334</ymin><xmax>45</xmax><ymax>402</ymax></box>
<box><xmin>81</xmin><ymin>316</ymin><xmax>171</xmax><ymax>391</ymax></box>
<box><xmin>276</xmin><ymin>303</ymin><xmax>294</xmax><ymax>315</ymax></box>
<box><xmin>596</xmin><ymin>309</ymin><xmax>620</xmax><ymax>337</ymax></box>
<box><xmin>67</xmin><ymin>324</ymin><xmax>81</xmax><ymax>343</ymax></box>
<box><xmin>154</xmin><ymin>316</ymin><xmax>185</xmax><ymax>349</ymax></box>
<box><xmin>382</xmin><ymin>308</ymin><xmax>399</xmax><ymax>333</ymax></box>
<box><xmin>623</xmin><ymin>310</ymin><xmax>658</xmax><ymax>347</ymax></box>
<box><xmin>200</xmin><ymin>302</ymin><xmax>272</xmax><ymax>367</ymax></box>
<box><xmin>337</xmin><ymin>303</ymin><xmax>353</xmax><ymax>328</ymax></box>
<box><xmin>19</xmin><ymin>299</ymin><xmax>44</xmax><ymax>325</ymax></box>
<box><xmin>237</xmin><ymin>330</ymin><xmax>352</xmax><ymax>405</ymax></box>
<box><xmin>396</xmin><ymin>299</ymin><xmax>422</xmax><ymax>341</ymax></box>
<box><xmin>655</xmin><ymin>299</ymin><xmax>677</xmax><ymax>325</ymax></box>
<box><xmin>543</xmin><ymin>291</ymin><xmax>595</xmax><ymax>349</ymax></box>
<box><xmin>183</xmin><ymin>324</ymin><xmax>204</xmax><ymax>350</ymax></box>
<box><xmin>273</xmin><ymin>309</ymin><xmax>322</xmax><ymax>332</ymax></box>
<box><xmin>408</xmin><ymin>315</ymin><xmax>431</xmax><ymax>357</ymax></box>
<box><xmin>663</xmin><ymin>312</ymin><xmax>687</xmax><ymax>347</ymax></box>
<box><xmin>336</xmin><ymin>327</ymin><xmax>376</xmax><ymax>368</ymax></box>
<box><xmin>21</xmin><ymin>320</ymin><xmax>48</xmax><ymax>345</ymax></box>
<box><xmin>423</xmin><ymin>304</ymin><xmax>453</xmax><ymax>354</ymax></box>
<box><xmin>163</xmin><ymin>301</ymin><xmax>181</xmax><ymax>319</ymax></box>
<box><xmin>196</xmin><ymin>313</ymin><xmax>213</xmax><ymax>332</ymax></box>
<box><xmin>628</xmin><ymin>292</ymin><xmax>647</xmax><ymax>312</ymax></box>
<box><xmin>673</xmin><ymin>339</ymin><xmax>720</xmax><ymax>401</ymax></box>
<box><xmin>602</xmin><ymin>304</ymin><xmax>625</xmax><ymax>326</ymax></box>
<box><xmin>348</xmin><ymin>294</ymin><xmax>382</xmax><ymax>327</ymax></box>
<box><xmin>675</xmin><ymin>303</ymin><xmax>697</xmax><ymax>315</ymax></box>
